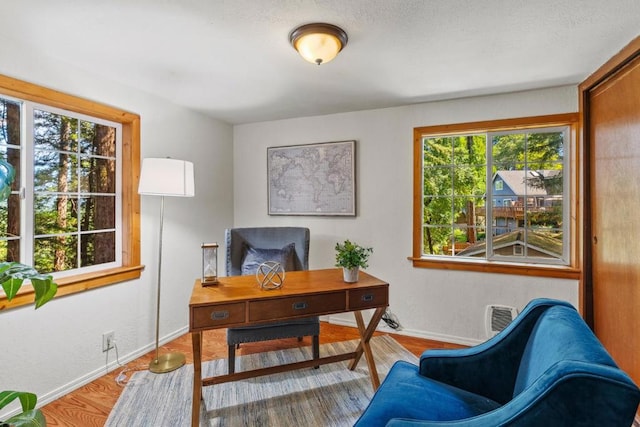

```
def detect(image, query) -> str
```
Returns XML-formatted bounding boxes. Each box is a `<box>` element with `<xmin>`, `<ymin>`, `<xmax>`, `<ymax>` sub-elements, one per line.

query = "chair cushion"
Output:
<box><xmin>354</xmin><ymin>360</ymin><xmax>500</xmax><ymax>427</ymax></box>
<box><xmin>227</xmin><ymin>317</ymin><xmax>320</xmax><ymax>345</ymax></box>
<box><xmin>241</xmin><ymin>242</ymin><xmax>296</xmax><ymax>275</ymax></box>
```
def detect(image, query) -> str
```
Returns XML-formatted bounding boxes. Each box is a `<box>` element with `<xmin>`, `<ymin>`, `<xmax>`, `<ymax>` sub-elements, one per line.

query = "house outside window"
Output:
<box><xmin>0</xmin><ymin>74</ymin><xmax>141</xmax><ymax>310</ymax></box>
<box><xmin>412</xmin><ymin>114</ymin><xmax>580</xmax><ymax>278</ymax></box>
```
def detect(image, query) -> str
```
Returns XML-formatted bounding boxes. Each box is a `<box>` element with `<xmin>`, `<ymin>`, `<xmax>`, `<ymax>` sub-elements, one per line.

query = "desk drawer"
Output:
<box><xmin>192</xmin><ymin>303</ymin><xmax>246</xmax><ymax>329</ymax></box>
<box><xmin>348</xmin><ymin>287</ymin><xmax>388</xmax><ymax>310</ymax></box>
<box><xmin>249</xmin><ymin>291</ymin><xmax>346</xmax><ymax>322</ymax></box>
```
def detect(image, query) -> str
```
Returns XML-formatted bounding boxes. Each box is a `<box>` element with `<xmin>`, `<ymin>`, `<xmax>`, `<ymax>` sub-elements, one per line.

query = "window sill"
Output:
<box><xmin>0</xmin><ymin>265</ymin><xmax>145</xmax><ymax>311</ymax></box>
<box><xmin>409</xmin><ymin>257</ymin><xmax>581</xmax><ymax>280</ymax></box>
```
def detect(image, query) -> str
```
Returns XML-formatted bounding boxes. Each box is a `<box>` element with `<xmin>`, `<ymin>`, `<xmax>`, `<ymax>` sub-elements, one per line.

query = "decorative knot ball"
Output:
<box><xmin>256</xmin><ymin>261</ymin><xmax>285</xmax><ymax>290</ymax></box>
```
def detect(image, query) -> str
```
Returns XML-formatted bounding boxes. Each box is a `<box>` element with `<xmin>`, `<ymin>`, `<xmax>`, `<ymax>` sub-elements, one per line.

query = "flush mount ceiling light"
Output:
<box><xmin>289</xmin><ymin>23</ymin><xmax>348</xmax><ymax>65</ymax></box>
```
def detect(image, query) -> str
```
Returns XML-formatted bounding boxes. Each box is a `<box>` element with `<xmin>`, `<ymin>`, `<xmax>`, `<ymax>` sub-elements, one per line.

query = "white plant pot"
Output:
<box><xmin>343</xmin><ymin>267</ymin><xmax>359</xmax><ymax>283</ymax></box>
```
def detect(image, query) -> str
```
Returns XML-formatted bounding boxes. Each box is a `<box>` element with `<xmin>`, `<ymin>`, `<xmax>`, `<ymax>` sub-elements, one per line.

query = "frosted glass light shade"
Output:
<box><xmin>290</xmin><ymin>23</ymin><xmax>348</xmax><ymax>65</ymax></box>
<box><xmin>138</xmin><ymin>157</ymin><xmax>195</xmax><ymax>197</ymax></box>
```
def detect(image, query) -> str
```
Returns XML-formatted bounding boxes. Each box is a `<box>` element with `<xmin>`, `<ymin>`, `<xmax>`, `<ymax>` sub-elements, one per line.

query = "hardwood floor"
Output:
<box><xmin>40</xmin><ymin>322</ymin><xmax>462</xmax><ymax>426</ymax></box>
<box><xmin>39</xmin><ymin>322</ymin><xmax>640</xmax><ymax>426</ymax></box>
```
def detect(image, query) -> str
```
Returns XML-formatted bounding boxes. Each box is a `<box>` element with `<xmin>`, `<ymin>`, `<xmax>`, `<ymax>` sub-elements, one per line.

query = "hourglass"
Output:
<box><xmin>201</xmin><ymin>243</ymin><xmax>219</xmax><ymax>286</ymax></box>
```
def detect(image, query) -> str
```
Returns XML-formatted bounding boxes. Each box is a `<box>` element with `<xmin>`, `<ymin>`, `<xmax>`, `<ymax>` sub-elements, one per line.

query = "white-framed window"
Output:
<box><xmin>412</xmin><ymin>114</ymin><xmax>579</xmax><ymax>276</ymax></box>
<box><xmin>0</xmin><ymin>75</ymin><xmax>144</xmax><ymax>311</ymax></box>
<box><xmin>1</xmin><ymin>96</ymin><xmax>122</xmax><ymax>277</ymax></box>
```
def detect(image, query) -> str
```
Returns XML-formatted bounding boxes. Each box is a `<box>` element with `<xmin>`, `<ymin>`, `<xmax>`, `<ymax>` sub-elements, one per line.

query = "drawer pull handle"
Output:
<box><xmin>211</xmin><ymin>310</ymin><xmax>229</xmax><ymax>320</ymax></box>
<box><xmin>362</xmin><ymin>294</ymin><xmax>374</xmax><ymax>302</ymax></box>
<box><xmin>293</xmin><ymin>302</ymin><xmax>308</xmax><ymax>310</ymax></box>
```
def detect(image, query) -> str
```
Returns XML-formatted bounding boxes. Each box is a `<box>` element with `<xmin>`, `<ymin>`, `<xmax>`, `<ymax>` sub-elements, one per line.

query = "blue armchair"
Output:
<box><xmin>355</xmin><ymin>298</ymin><xmax>640</xmax><ymax>427</ymax></box>
<box><xmin>224</xmin><ymin>227</ymin><xmax>319</xmax><ymax>374</ymax></box>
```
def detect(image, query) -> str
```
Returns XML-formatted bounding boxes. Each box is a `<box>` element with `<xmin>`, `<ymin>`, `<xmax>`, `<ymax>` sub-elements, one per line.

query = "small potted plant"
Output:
<box><xmin>335</xmin><ymin>239</ymin><xmax>373</xmax><ymax>283</ymax></box>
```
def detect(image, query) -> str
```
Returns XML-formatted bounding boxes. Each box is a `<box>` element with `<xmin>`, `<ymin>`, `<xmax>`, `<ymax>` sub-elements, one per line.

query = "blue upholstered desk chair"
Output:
<box><xmin>225</xmin><ymin>227</ymin><xmax>320</xmax><ymax>374</ymax></box>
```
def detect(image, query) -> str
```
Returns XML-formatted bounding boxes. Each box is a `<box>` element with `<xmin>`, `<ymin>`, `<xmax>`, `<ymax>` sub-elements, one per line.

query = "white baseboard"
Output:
<box><xmin>3</xmin><ymin>320</ymin><xmax>480</xmax><ymax>420</ymax></box>
<box><xmin>326</xmin><ymin>316</ymin><xmax>484</xmax><ymax>347</ymax></box>
<box><xmin>26</xmin><ymin>326</ymin><xmax>189</xmax><ymax>415</ymax></box>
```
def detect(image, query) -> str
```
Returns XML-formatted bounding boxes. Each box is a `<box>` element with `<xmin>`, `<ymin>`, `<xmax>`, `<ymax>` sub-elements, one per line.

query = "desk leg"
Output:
<box><xmin>349</xmin><ymin>307</ymin><xmax>385</xmax><ymax>390</ymax></box>
<box><xmin>192</xmin><ymin>331</ymin><xmax>203</xmax><ymax>427</ymax></box>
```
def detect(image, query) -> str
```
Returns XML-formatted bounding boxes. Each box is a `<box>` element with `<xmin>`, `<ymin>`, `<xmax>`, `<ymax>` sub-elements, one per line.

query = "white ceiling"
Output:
<box><xmin>2</xmin><ymin>0</ymin><xmax>639</xmax><ymax>124</ymax></box>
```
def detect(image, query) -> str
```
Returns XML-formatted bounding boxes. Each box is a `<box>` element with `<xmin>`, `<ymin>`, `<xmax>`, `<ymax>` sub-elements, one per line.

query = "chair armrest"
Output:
<box><xmin>419</xmin><ymin>298</ymin><xmax>572</xmax><ymax>403</ymax></box>
<box><xmin>390</xmin><ymin>360</ymin><xmax>640</xmax><ymax>427</ymax></box>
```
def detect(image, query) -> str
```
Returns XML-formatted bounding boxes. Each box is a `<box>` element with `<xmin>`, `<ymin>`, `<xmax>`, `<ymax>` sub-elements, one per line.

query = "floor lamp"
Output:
<box><xmin>138</xmin><ymin>157</ymin><xmax>195</xmax><ymax>374</ymax></box>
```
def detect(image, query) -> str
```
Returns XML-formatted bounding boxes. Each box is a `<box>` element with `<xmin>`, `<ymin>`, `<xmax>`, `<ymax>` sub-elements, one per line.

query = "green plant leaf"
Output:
<box><xmin>31</xmin><ymin>277</ymin><xmax>57</xmax><ymax>309</ymax></box>
<box><xmin>0</xmin><ymin>390</ymin><xmax>37</xmax><ymax>412</ymax></box>
<box><xmin>334</xmin><ymin>239</ymin><xmax>373</xmax><ymax>269</ymax></box>
<box><xmin>1</xmin><ymin>391</ymin><xmax>44</xmax><ymax>426</ymax></box>
<box><xmin>5</xmin><ymin>409</ymin><xmax>46</xmax><ymax>427</ymax></box>
<box><xmin>0</xmin><ymin>159</ymin><xmax>16</xmax><ymax>201</ymax></box>
<box><xmin>0</xmin><ymin>262</ymin><xmax>57</xmax><ymax>308</ymax></box>
<box><xmin>1</xmin><ymin>276</ymin><xmax>24</xmax><ymax>300</ymax></box>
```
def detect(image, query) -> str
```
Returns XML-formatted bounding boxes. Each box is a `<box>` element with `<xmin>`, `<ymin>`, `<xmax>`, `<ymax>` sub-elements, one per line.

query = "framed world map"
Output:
<box><xmin>267</xmin><ymin>140</ymin><xmax>356</xmax><ymax>216</ymax></box>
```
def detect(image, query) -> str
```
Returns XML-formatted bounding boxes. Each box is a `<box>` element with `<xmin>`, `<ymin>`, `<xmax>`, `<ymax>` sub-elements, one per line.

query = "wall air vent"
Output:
<box><xmin>485</xmin><ymin>304</ymin><xmax>519</xmax><ymax>338</ymax></box>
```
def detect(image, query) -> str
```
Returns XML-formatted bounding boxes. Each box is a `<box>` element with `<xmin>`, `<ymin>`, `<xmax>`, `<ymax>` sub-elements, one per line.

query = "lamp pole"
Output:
<box><xmin>138</xmin><ymin>157</ymin><xmax>194</xmax><ymax>374</ymax></box>
<box><xmin>149</xmin><ymin>195</ymin><xmax>186</xmax><ymax>374</ymax></box>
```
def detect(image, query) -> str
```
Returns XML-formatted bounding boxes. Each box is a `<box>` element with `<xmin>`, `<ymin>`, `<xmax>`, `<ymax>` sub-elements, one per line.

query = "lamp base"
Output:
<box><xmin>149</xmin><ymin>352</ymin><xmax>186</xmax><ymax>374</ymax></box>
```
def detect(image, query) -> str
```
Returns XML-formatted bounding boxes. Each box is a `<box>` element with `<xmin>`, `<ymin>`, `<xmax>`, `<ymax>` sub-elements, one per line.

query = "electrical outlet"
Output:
<box><xmin>102</xmin><ymin>331</ymin><xmax>115</xmax><ymax>352</ymax></box>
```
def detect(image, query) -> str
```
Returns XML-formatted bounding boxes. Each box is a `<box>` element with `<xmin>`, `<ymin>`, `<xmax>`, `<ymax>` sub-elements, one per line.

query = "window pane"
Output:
<box><xmin>526</xmin><ymin>164</ymin><xmax>563</xmax><ymax>196</ymax></box>
<box><xmin>423</xmin><ymin>226</ymin><xmax>453</xmax><ymax>255</ymax></box>
<box><xmin>1</xmin><ymin>146</ymin><xmax>21</xmax><ymax>190</ymax></box>
<box><xmin>453</xmin><ymin>135</ymin><xmax>485</xmax><ymax>165</ymax></box>
<box><xmin>454</xmin><ymin>166</ymin><xmax>486</xmax><ymax>196</ymax></box>
<box><xmin>0</xmin><ymin>193</ymin><xmax>21</xmax><ymax>235</ymax></box>
<box><xmin>0</xmin><ymin>193</ymin><xmax>20</xmax><ymax>261</ymax></box>
<box><xmin>34</xmin><ymin>234</ymin><xmax>78</xmax><ymax>273</ymax></box>
<box><xmin>423</xmin><ymin>134</ymin><xmax>490</xmax><ymax>258</ymax></box>
<box><xmin>424</xmin><ymin>166</ymin><xmax>452</xmax><ymax>196</ymax></box>
<box><xmin>491</xmin><ymin>228</ymin><xmax>563</xmax><ymax>260</ymax></box>
<box><xmin>528</xmin><ymin>132</ymin><xmax>564</xmax><ymax>165</ymax></box>
<box><xmin>424</xmin><ymin>196</ymin><xmax>452</xmax><ymax>226</ymax></box>
<box><xmin>80</xmin><ymin>196</ymin><xmax>115</xmax><ymax>231</ymax></box>
<box><xmin>0</xmin><ymin>98</ymin><xmax>21</xmax><ymax>146</ymax></box>
<box><xmin>423</xmin><ymin>137</ymin><xmax>452</xmax><ymax>166</ymax></box>
<box><xmin>34</xmin><ymin>110</ymin><xmax>78</xmax><ymax>152</ymax></box>
<box><xmin>34</xmin><ymin>195</ymin><xmax>78</xmax><ymax>235</ymax></box>
<box><xmin>80</xmin><ymin>122</ymin><xmax>116</xmax><ymax>156</ymax></box>
<box><xmin>492</xmin><ymin>133</ymin><xmax>525</xmax><ymax>167</ymax></box>
<box><xmin>79</xmin><ymin>157</ymin><xmax>116</xmax><ymax>193</ymax></box>
<box><xmin>0</xmin><ymin>238</ymin><xmax>20</xmax><ymax>262</ymax></box>
<box><xmin>0</xmin><ymin>99</ymin><xmax>21</xmax><ymax>262</ymax></box>
<box><xmin>0</xmin><ymin>99</ymin><xmax>22</xmax><ymax>189</ymax></box>
<box><xmin>34</xmin><ymin>151</ymin><xmax>79</xmax><ymax>192</ymax></box>
<box><xmin>81</xmin><ymin>231</ymin><xmax>116</xmax><ymax>267</ymax></box>
<box><xmin>33</xmin><ymin>109</ymin><xmax>118</xmax><ymax>273</ymax></box>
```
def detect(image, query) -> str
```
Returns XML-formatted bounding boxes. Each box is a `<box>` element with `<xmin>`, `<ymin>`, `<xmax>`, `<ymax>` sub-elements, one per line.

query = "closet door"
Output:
<box><xmin>584</xmin><ymin>41</ymin><xmax>640</xmax><ymax>383</ymax></box>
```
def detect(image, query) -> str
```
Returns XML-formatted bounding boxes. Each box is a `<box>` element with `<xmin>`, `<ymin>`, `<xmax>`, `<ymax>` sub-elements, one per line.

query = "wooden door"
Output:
<box><xmin>582</xmin><ymin>38</ymin><xmax>640</xmax><ymax>383</ymax></box>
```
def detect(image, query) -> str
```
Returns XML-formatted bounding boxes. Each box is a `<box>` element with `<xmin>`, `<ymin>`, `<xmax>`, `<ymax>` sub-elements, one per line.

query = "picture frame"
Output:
<box><xmin>267</xmin><ymin>140</ymin><xmax>356</xmax><ymax>216</ymax></box>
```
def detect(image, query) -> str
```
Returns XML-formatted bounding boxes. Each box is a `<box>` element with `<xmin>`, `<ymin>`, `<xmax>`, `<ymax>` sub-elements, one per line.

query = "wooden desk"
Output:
<box><xmin>189</xmin><ymin>268</ymin><xmax>389</xmax><ymax>426</ymax></box>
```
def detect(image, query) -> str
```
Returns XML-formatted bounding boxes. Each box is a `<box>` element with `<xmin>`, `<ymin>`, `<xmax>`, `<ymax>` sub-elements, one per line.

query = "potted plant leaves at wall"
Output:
<box><xmin>0</xmin><ymin>159</ymin><xmax>57</xmax><ymax>427</ymax></box>
<box><xmin>335</xmin><ymin>239</ymin><xmax>373</xmax><ymax>283</ymax></box>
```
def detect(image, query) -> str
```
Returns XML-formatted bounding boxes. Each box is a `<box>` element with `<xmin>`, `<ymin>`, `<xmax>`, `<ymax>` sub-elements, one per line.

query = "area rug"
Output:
<box><xmin>106</xmin><ymin>335</ymin><xmax>418</xmax><ymax>427</ymax></box>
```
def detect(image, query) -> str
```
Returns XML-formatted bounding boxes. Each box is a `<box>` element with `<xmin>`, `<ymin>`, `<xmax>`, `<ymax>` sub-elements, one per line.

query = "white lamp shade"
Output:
<box><xmin>138</xmin><ymin>158</ymin><xmax>195</xmax><ymax>197</ymax></box>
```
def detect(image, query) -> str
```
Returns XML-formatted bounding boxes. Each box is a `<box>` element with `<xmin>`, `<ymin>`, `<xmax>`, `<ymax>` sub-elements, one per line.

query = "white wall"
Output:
<box><xmin>0</xmin><ymin>42</ymin><xmax>234</xmax><ymax>416</ymax></box>
<box><xmin>0</xmin><ymin>37</ymin><xmax>581</xmax><ymax>418</ymax></box>
<box><xmin>233</xmin><ymin>86</ymin><xmax>580</xmax><ymax>345</ymax></box>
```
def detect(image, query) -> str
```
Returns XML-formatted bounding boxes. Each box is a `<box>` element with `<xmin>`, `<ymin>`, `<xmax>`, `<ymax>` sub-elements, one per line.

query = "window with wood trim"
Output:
<box><xmin>0</xmin><ymin>74</ymin><xmax>141</xmax><ymax>310</ymax></box>
<box><xmin>412</xmin><ymin>114</ymin><xmax>580</xmax><ymax>279</ymax></box>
